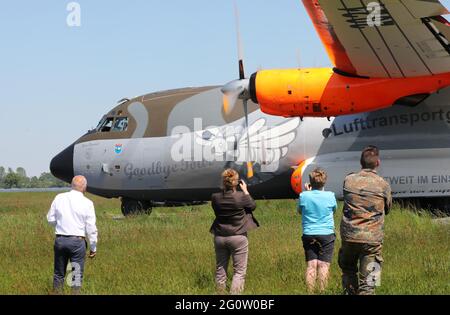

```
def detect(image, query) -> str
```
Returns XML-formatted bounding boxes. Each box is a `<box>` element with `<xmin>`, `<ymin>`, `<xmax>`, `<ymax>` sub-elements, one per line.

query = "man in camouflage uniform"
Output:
<box><xmin>338</xmin><ymin>146</ymin><xmax>392</xmax><ymax>295</ymax></box>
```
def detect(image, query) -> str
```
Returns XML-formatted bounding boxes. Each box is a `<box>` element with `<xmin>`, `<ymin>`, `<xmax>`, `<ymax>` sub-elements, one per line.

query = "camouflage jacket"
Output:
<box><xmin>340</xmin><ymin>169</ymin><xmax>392</xmax><ymax>244</ymax></box>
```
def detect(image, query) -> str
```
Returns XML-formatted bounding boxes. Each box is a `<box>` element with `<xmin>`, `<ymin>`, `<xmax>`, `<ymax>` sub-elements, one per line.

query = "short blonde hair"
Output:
<box><xmin>309</xmin><ymin>168</ymin><xmax>327</xmax><ymax>190</ymax></box>
<box><xmin>222</xmin><ymin>169</ymin><xmax>239</xmax><ymax>191</ymax></box>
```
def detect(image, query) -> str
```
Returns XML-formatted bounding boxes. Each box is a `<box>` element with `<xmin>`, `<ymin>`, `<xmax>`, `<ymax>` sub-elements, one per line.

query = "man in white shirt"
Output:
<box><xmin>47</xmin><ymin>175</ymin><xmax>98</xmax><ymax>293</ymax></box>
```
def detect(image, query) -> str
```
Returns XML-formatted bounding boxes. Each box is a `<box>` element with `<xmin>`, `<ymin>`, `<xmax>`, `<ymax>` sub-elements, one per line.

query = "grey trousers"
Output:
<box><xmin>214</xmin><ymin>234</ymin><xmax>249</xmax><ymax>295</ymax></box>
<box><xmin>53</xmin><ymin>236</ymin><xmax>86</xmax><ymax>292</ymax></box>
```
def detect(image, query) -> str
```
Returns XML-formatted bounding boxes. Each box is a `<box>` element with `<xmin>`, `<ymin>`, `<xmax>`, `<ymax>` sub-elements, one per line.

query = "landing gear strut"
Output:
<box><xmin>121</xmin><ymin>198</ymin><xmax>152</xmax><ymax>216</ymax></box>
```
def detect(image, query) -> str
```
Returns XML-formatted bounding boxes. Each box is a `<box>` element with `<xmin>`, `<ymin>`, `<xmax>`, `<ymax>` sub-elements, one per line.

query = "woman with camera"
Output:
<box><xmin>210</xmin><ymin>169</ymin><xmax>259</xmax><ymax>295</ymax></box>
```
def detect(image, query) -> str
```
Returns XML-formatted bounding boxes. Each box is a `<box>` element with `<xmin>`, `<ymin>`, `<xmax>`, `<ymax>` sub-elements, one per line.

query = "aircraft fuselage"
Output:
<box><xmin>51</xmin><ymin>86</ymin><xmax>450</xmax><ymax>210</ymax></box>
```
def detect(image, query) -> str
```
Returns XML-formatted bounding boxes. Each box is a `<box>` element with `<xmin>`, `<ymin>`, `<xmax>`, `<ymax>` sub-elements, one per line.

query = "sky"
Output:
<box><xmin>1</xmin><ymin>0</ymin><xmax>449</xmax><ymax>177</ymax></box>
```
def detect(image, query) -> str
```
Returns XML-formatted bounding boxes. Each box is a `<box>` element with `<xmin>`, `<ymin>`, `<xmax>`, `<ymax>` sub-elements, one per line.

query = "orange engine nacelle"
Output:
<box><xmin>248</xmin><ymin>68</ymin><xmax>450</xmax><ymax>117</ymax></box>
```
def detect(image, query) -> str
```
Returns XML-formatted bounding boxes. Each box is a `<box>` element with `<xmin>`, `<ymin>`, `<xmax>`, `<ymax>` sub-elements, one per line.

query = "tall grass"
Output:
<box><xmin>0</xmin><ymin>193</ymin><xmax>448</xmax><ymax>295</ymax></box>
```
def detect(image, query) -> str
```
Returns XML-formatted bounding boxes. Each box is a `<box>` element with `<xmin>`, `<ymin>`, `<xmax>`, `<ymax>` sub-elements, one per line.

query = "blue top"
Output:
<box><xmin>298</xmin><ymin>190</ymin><xmax>337</xmax><ymax>236</ymax></box>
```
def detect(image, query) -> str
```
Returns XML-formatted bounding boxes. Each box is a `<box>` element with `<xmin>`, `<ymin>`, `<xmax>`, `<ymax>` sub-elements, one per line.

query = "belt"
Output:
<box><xmin>56</xmin><ymin>234</ymin><xmax>85</xmax><ymax>240</ymax></box>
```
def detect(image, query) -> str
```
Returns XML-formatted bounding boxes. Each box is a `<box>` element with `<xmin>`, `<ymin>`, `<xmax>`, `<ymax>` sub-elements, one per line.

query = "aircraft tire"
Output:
<box><xmin>121</xmin><ymin>198</ymin><xmax>153</xmax><ymax>216</ymax></box>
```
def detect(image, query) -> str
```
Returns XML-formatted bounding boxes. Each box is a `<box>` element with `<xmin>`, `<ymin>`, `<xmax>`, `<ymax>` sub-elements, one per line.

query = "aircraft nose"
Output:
<box><xmin>50</xmin><ymin>144</ymin><xmax>75</xmax><ymax>183</ymax></box>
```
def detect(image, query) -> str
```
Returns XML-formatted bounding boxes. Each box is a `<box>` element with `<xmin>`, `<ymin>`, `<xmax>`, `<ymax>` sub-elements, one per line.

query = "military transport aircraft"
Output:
<box><xmin>51</xmin><ymin>0</ymin><xmax>450</xmax><ymax>215</ymax></box>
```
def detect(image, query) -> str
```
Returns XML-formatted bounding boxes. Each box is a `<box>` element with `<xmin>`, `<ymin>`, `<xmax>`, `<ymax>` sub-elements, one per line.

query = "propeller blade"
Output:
<box><xmin>222</xmin><ymin>93</ymin><xmax>239</xmax><ymax>115</ymax></box>
<box><xmin>223</xmin><ymin>95</ymin><xmax>231</xmax><ymax>114</ymax></box>
<box><xmin>239</xmin><ymin>60</ymin><xmax>245</xmax><ymax>81</ymax></box>
<box><xmin>234</xmin><ymin>1</ymin><xmax>245</xmax><ymax>80</ymax></box>
<box><xmin>243</xmin><ymin>99</ymin><xmax>254</xmax><ymax>179</ymax></box>
<box><xmin>247</xmin><ymin>162</ymin><xmax>254</xmax><ymax>179</ymax></box>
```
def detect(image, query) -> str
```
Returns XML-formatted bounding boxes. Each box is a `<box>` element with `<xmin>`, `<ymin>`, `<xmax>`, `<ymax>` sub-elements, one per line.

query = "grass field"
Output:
<box><xmin>0</xmin><ymin>192</ymin><xmax>448</xmax><ymax>295</ymax></box>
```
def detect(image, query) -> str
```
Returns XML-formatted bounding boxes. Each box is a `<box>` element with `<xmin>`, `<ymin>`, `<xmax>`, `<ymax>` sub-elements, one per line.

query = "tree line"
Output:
<box><xmin>0</xmin><ymin>167</ymin><xmax>69</xmax><ymax>189</ymax></box>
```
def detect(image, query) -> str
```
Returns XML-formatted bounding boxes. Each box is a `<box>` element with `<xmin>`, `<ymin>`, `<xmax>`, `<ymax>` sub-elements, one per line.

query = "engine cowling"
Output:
<box><xmin>250</xmin><ymin>68</ymin><xmax>333</xmax><ymax>117</ymax></box>
<box><xmin>249</xmin><ymin>68</ymin><xmax>450</xmax><ymax>117</ymax></box>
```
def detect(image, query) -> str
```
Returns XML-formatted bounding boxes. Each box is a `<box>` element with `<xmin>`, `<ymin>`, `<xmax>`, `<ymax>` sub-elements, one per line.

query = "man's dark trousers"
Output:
<box><xmin>53</xmin><ymin>236</ymin><xmax>86</xmax><ymax>292</ymax></box>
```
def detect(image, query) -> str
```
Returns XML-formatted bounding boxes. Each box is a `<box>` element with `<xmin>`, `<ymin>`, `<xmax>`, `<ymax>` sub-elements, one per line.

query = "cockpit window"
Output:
<box><xmin>96</xmin><ymin>116</ymin><xmax>107</xmax><ymax>130</ymax></box>
<box><xmin>98</xmin><ymin>117</ymin><xmax>114</xmax><ymax>132</ymax></box>
<box><xmin>112</xmin><ymin>117</ymin><xmax>128</xmax><ymax>132</ymax></box>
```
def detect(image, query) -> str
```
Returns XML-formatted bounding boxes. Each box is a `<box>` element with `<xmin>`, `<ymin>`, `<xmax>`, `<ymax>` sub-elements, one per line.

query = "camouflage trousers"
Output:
<box><xmin>338</xmin><ymin>241</ymin><xmax>384</xmax><ymax>295</ymax></box>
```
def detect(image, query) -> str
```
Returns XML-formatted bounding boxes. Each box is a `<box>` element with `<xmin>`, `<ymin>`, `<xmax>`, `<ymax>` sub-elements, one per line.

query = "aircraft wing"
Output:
<box><xmin>302</xmin><ymin>0</ymin><xmax>450</xmax><ymax>78</ymax></box>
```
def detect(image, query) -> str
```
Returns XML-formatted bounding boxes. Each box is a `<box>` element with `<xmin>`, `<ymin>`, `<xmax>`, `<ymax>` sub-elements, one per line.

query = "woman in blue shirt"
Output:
<box><xmin>298</xmin><ymin>168</ymin><xmax>337</xmax><ymax>293</ymax></box>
